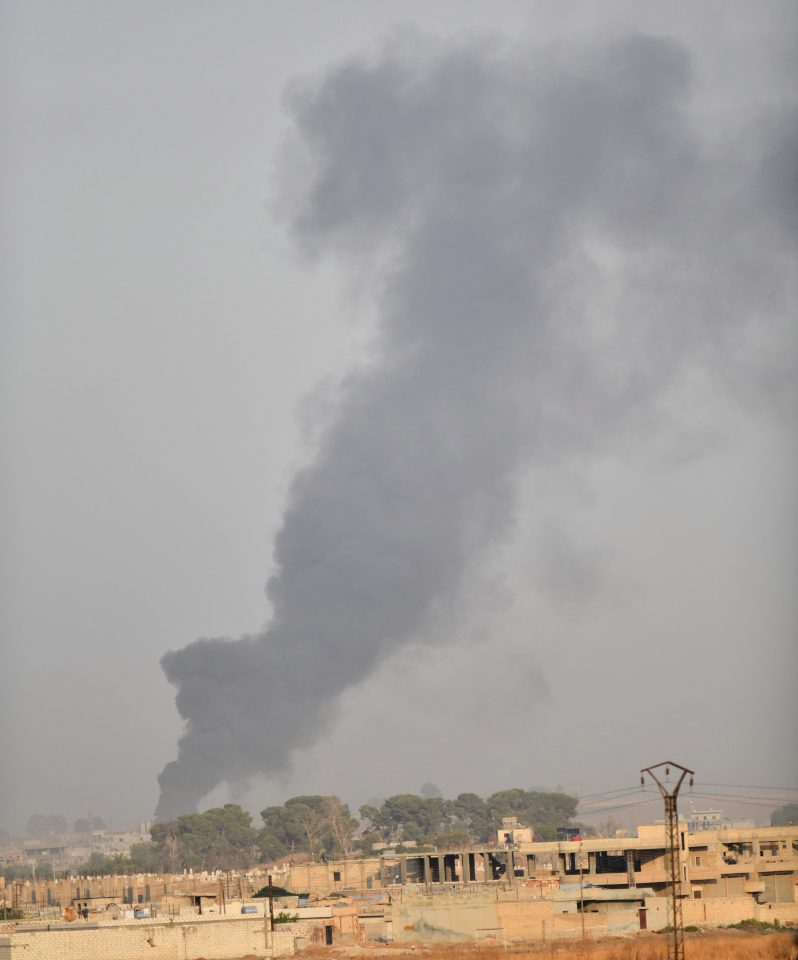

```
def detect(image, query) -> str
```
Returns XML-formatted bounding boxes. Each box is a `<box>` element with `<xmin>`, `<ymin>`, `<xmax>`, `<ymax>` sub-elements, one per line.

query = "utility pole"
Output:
<box><xmin>579</xmin><ymin>856</ymin><xmax>585</xmax><ymax>945</ymax></box>
<box><xmin>268</xmin><ymin>875</ymin><xmax>275</xmax><ymax>932</ymax></box>
<box><xmin>640</xmin><ymin>761</ymin><xmax>694</xmax><ymax>960</ymax></box>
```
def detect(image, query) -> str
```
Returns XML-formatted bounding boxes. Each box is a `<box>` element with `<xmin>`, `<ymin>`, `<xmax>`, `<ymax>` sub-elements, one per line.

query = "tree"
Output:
<box><xmin>419</xmin><ymin>783</ymin><xmax>443</xmax><ymax>797</ymax></box>
<box><xmin>353</xmin><ymin>829</ymin><xmax>382</xmax><ymax>854</ymax></box>
<box><xmin>25</xmin><ymin>814</ymin><xmax>68</xmax><ymax>835</ymax></box>
<box><xmin>128</xmin><ymin>841</ymin><xmax>165</xmax><ymax>873</ymax></box>
<box><xmin>358</xmin><ymin>805</ymin><xmax>382</xmax><ymax>830</ymax></box>
<box><xmin>259</xmin><ymin>796</ymin><xmax>357</xmax><ymax>862</ymax></box>
<box><xmin>445</xmin><ymin>793</ymin><xmax>491</xmax><ymax>842</ymax></box>
<box><xmin>71</xmin><ymin>851</ymin><xmax>134</xmax><ymax>875</ymax></box>
<box><xmin>325</xmin><ymin>796</ymin><xmax>358</xmax><ymax>857</ymax></box>
<box><xmin>149</xmin><ymin>804</ymin><xmax>258</xmax><ymax>871</ymax></box>
<box><xmin>486</xmin><ymin>789</ymin><xmax>577</xmax><ymax>841</ymax></box>
<box><xmin>73</xmin><ymin>816</ymin><xmax>106</xmax><ymax>834</ymax></box>
<box><xmin>361</xmin><ymin>794</ymin><xmax>448</xmax><ymax>845</ymax></box>
<box><xmin>771</xmin><ymin>803</ymin><xmax>798</xmax><ymax>827</ymax></box>
<box><xmin>287</xmin><ymin>802</ymin><xmax>325</xmax><ymax>861</ymax></box>
<box><xmin>432</xmin><ymin>829</ymin><xmax>471</xmax><ymax>848</ymax></box>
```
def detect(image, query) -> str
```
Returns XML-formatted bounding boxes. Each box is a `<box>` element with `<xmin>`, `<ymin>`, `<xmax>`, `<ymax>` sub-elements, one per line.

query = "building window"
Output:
<box><xmin>694</xmin><ymin>856</ymin><xmax>702</xmax><ymax>867</ymax></box>
<box><xmin>333</xmin><ymin>871</ymin><xmax>341</xmax><ymax>882</ymax></box>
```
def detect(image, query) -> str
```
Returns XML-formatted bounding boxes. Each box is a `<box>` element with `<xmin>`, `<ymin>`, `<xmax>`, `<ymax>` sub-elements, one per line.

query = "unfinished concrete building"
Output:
<box><xmin>284</xmin><ymin>821</ymin><xmax>798</xmax><ymax>905</ymax></box>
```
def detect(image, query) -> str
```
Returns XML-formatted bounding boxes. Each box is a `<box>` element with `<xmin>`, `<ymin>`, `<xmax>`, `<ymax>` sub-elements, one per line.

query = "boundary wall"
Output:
<box><xmin>392</xmin><ymin>890</ymin><xmax>798</xmax><ymax>943</ymax></box>
<box><xmin>0</xmin><ymin>914</ymin><xmax>274</xmax><ymax>960</ymax></box>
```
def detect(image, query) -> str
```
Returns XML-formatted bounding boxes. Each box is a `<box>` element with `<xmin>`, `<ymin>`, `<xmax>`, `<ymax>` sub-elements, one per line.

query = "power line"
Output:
<box><xmin>691</xmin><ymin>782</ymin><xmax>798</xmax><ymax>792</ymax></box>
<box><xmin>575</xmin><ymin>784</ymin><xmax>796</xmax><ymax>809</ymax></box>
<box><xmin>577</xmin><ymin>782</ymin><xmax>797</xmax><ymax>801</ymax></box>
<box><xmin>578</xmin><ymin>790</ymin><xmax>649</xmax><ymax>807</ymax></box>
<box><xmin>576</xmin><ymin>797</ymin><xmax>660</xmax><ymax>817</ymax></box>
<box><xmin>689</xmin><ymin>792</ymin><xmax>796</xmax><ymax>802</ymax></box>
<box><xmin>575</xmin><ymin>786</ymin><xmax>646</xmax><ymax>801</ymax></box>
<box><xmin>685</xmin><ymin>793</ymin><xmax>793</xmax><ymax>810</ymax></box>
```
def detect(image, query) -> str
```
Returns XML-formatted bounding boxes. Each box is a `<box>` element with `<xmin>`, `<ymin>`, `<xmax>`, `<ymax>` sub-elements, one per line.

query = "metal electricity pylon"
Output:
<box><xmin>641</xmin><ymin>761</ymin><xmax>694</xmax><ymax>960</ymax></box>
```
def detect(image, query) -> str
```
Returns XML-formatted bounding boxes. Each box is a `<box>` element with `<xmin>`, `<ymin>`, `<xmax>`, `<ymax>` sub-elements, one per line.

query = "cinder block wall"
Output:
<box><xmin>0</xmin><ymin>916</ymin><xmax>271</xmax><ymax>960</ymax></box>
<box><xmin>285</xmin><ymin>858</ymin><xmax>381</xmax><ymax>896</ymax></box>
<box><xmin>645</xmin><ymin>895</ymin><xmax>798</xmax><ymax>930</ymax></box>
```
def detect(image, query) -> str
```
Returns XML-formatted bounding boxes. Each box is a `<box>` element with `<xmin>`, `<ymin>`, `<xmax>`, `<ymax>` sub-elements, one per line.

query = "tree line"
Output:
<box><xmin>7</xmin><ymin>798</ymin><xmax>794</xmax><ymax>880</ymax></box>
<box><xmin>77</xmin><ymin>787</ymin><xmax>578</xmax><ymax>874</ymax></box>
<box><xmin>23</xmin><ymin>814</ymin><xmax>107</xmax><ymax>836</ymax></box>
<box><xmin>357</xmin><ymin>788</ymin><xmax>578</xmax><ymax>852</ymax></box>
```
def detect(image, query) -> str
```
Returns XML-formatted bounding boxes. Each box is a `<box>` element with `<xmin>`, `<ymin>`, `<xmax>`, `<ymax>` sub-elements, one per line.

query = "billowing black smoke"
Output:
<box><xmin>156</xmin><ymin>31</ymin><xmax>795</xmax><ymax>819</ymax></box>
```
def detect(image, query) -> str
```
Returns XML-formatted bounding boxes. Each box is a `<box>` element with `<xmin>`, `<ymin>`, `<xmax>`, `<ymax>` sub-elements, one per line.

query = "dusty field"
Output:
<box><xmin>299</xmin><ymin>930</ymin><xmax>798</xmax><ymax>960</ymax></box>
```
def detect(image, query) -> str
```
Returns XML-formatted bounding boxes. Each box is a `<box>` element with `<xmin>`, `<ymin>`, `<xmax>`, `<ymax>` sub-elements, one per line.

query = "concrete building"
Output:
<box><xmin>687</xmin><ymin>806</ymin><xmax>755</xmax><ymax>833</ymax></box>
<box><xmin>497</xmin><ymin>816</ymin><xmax>533</xmax><ymax>846</ymax></box>
<box><xmin>2</xmin><ymin>821</ymin><xmax>796</xmax><ymax>953</ymax></box>
<box><xmin>0</xmin><ymin>826</ymin><xmax>152</xmax><ymax>877</ymax></box>
<box><xmin>280</xmin><ymin>820</ymin><xmax>798</xmax><ymax>912</ymax></box>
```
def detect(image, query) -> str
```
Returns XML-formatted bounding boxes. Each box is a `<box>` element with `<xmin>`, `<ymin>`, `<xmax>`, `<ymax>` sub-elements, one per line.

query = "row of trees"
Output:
<box><xmin>6</xmin><ymin>789</ymin><xmax>577</xmax><ymax>875</ymax></box>
<box><xmin>7</xmin><ymin>798</ymin><xmax>794</xmax><ymax>881</ymax></box>
<box><xmin>62</xmin><ymin>788</ymin><xmax>578</xmax><ymax>873</ymax></box>
<box><xmin>23</xmin><ymin>814</ymin><xmax>107</xmax><ymax>836</ymax></box>
<box><xmin>358</xmin><ymin>788</ymin><xmax>578</xmax><ymax>850</ymax></box>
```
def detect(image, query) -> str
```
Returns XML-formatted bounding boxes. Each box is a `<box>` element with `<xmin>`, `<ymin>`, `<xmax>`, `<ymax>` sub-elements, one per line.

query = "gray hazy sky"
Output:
<box><xmin>1</xmin><ymin>1</ymin><xmax>796</xmax><ymax>833</ymax></box>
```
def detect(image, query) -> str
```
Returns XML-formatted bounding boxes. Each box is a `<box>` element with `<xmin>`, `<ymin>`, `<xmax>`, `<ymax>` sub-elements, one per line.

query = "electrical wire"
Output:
<box><xmin>576</xmin><ymin>797</ymin><xmax>661</xmax><ymax>817</ymax></box>
<box><xmin>692</xmin><ymin>783</ymin><xmax>798</xmax><ymax>792</ymax></box>
<box><xmin>577</xmin><ymin>785</ymin><xmax>640</xmax><ymax>803</ymax></box>
<box><xmin>568</xmin><ymin>781</ymin><xmax>795</xmax><ymax>826</ymax></box>
<box><xmin>685</xmin><ymin>793</ymin><xmax>795</xmax><ymax>810</ymax></box>
<box><xmin>686</xmin><ymin>790</ymin><xmax>797</xmax><ymax>802</ymax></box>
<box><xmin>577</xmin><ymin>790</ymin><xmax>651</xmax><ymax>808</ymax></box>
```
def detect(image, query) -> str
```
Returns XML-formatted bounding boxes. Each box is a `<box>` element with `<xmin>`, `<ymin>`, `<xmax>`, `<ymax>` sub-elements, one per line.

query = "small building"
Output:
<box><xmin>499</xmin><ymin>817</ymin><xmax>534</xmax><ymax>846</ymax></box>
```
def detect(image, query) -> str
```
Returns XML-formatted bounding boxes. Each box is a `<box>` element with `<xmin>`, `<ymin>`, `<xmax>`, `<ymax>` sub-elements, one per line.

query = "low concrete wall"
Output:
<box><xmin>0</xmin><ymin>915</ymin><xmax>271</xmax><ymax>960</ymax></box>
<box><xmin>497</xmin><ymin>900</ymin><xmax>607</xmax><ymax>941</ymax></box>
<box><xmin>272</xmin><ymin>927</ymin><xmax>298</xmax><ymax>957</ymax></box>
<box><xmin>393</xmin><ymin>891</ymin><xmax>498</xmax><ymax>941</ymax></box>
<box><xmin>645</xmin><ymin>896</ymin><xmax>798</xmax><ymax>930</ymax></box>
<box><xmin>397</xmin><ymin>892</ymin><xmax>798</xmax><ymax>945</ymax></box>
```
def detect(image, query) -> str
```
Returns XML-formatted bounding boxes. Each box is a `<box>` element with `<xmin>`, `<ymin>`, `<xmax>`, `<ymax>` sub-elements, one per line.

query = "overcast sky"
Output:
<box><xmin>1</xmin><ymin>1</ymin><xmax>796</xmax><ymax>834</ymax></box>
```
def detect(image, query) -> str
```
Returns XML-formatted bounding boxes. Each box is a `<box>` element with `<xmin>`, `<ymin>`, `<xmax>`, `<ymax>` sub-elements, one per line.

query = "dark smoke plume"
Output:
<box><xmin>156</xmin><ymin>31</ymin><xmax>795</xmax><ymax>819</ymax></box>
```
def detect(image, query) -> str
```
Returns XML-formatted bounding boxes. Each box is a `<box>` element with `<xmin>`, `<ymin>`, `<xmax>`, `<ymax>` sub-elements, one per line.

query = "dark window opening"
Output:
<box><xmin>595</xmin><ymin>852</ymin><xmax>627</xmax><ymax>874</ymax></box>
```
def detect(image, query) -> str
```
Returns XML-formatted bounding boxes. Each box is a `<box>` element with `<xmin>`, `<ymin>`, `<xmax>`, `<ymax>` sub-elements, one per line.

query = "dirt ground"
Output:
<box><xmin>293</xmin><ymin>929</ymin><xmax>798</xmax><ymax>960</ymax></box>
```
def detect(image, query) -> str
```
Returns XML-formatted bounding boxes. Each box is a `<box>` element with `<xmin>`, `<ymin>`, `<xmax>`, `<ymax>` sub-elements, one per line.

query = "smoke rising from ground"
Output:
<box><xmin>156</xmin><ymin>31</ymin><xmax>795</xmax><ymax>819</ymax></box>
